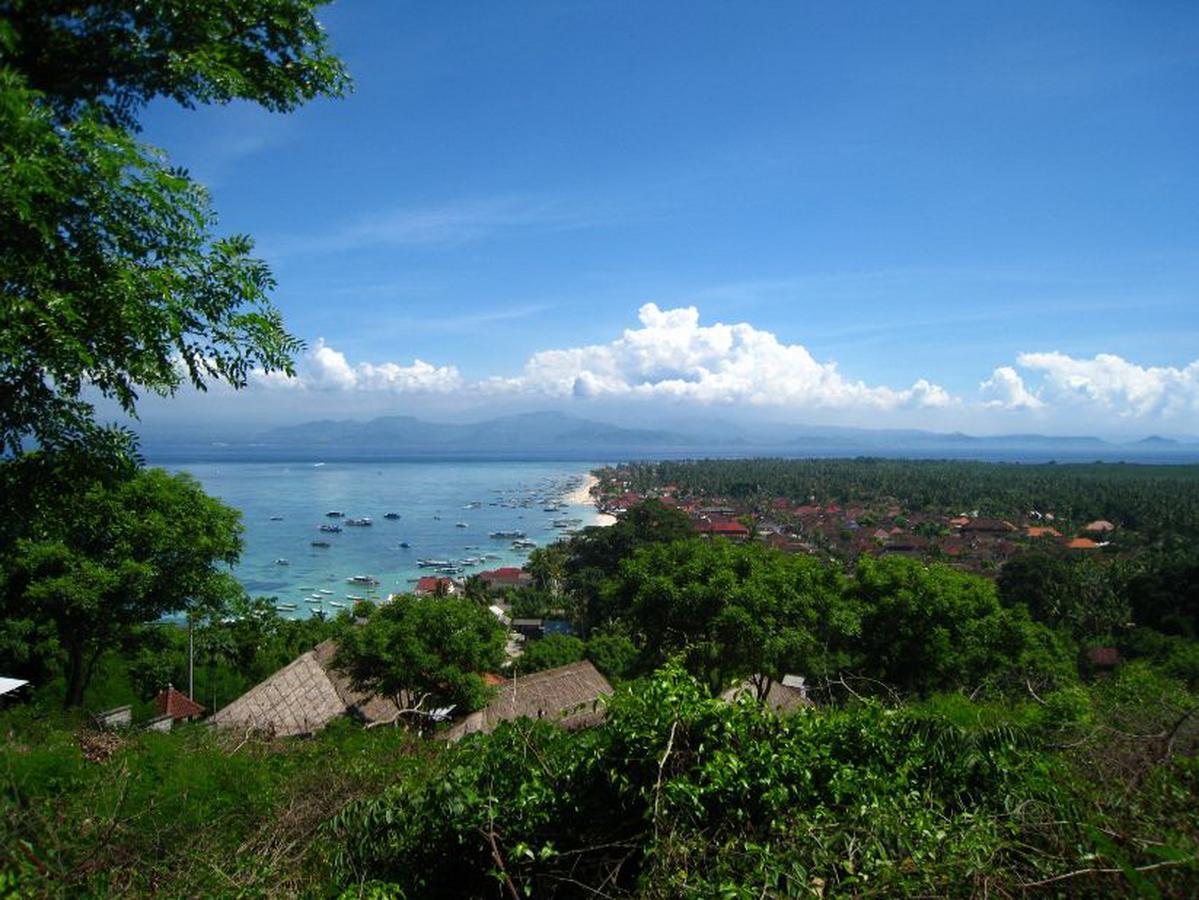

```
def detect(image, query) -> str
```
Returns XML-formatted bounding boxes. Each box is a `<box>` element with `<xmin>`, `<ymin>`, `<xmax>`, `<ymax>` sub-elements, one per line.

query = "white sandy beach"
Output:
<box><xmin>566</xmin><ymin>473</ymin><xmax>616</xmax><ymax>527</ymax></box>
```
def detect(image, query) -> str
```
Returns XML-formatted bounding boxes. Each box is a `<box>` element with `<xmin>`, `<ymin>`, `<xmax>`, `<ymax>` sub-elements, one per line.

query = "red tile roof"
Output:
<box><xmin>155</xmin><ymin>685</ymin><xmax>205</xmax><ymax>721</ymax></box>
<box><xmin>1067</xmin><ymin>537</ymin><xmax>1100</xmax><ymax>550</ymax></box>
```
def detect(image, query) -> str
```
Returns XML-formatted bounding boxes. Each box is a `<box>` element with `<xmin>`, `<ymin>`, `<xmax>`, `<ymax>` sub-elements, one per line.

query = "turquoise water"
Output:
<box><xmin>166</xmin><ymin>460</ymin><xmax>602</xmax><ymax>617</ymax></box>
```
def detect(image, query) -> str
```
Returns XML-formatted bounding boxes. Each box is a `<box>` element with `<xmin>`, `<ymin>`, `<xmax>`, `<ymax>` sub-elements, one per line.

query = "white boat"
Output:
<box><xmin>273</xmin><ymin>558</ymin><xmax>290</xmax><ymax>566</ymax></box>
<box><xmin>346</xmin><ymin>517</ymin><xmax>372</xmax><ymax>527</ymax></box>
<box><xmin>489</xmin><ymin>530</ymin><xmax>526</xmax><ymax>539</ymax></box>
<box><xmin>319</xmin><ymin>524</ymin><xmax>342</xmax><ymax>533</ymax></box>
<box><xmin>317</xmin><ymin>589</ymin><xmax>333</xmax><ymax>595</ymax></box>
<box><xmin>328</xmin><ymin>601</ymin><xmax>346</xmax><ymax>608</ymax></box>
<box><xmin>347</xmin><ymin>574</ymin><xmax>380</xmax><ymax>585</ymax></box>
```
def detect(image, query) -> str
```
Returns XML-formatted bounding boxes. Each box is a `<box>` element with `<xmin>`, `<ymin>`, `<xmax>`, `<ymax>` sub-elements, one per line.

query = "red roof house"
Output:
<box><xmin>414</xmin><ymin>576</ymin><xmax>460</xmax><ymax>596</ymax></box>
<box><xmin>479</xmin><ymin>567</ymin><xmax>533</xmax><ymax>590</ymax></box>
<box><xmin>155</xmin><ymin>685</ymin><xmax>205</xmax><ymax>722</ymax></box>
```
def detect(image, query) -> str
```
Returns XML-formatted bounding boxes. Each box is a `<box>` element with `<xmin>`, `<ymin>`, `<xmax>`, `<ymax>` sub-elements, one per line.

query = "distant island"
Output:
<box><xmin>137</xmin><ymin>410</ymin><xmax>1199</xmax><ymax>463</ymax></box>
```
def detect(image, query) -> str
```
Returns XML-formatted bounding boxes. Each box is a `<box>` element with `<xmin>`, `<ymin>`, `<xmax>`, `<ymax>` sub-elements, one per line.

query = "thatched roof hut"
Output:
<box><xmin>209</xmin><ymin>639</ymin><xmax>399</xmax><ymax>737</ymax></box>
<box><xmin>442</xmin><ymin>660</ymin><xmax>613</xmax><ymax>742</ymax></box>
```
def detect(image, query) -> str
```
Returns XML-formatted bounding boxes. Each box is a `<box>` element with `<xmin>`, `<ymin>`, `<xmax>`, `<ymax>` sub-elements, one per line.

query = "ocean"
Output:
<box><xmin>160</xmin><ymin>460</ymin><xmax>604</xmax><ymax>618</ymax></box>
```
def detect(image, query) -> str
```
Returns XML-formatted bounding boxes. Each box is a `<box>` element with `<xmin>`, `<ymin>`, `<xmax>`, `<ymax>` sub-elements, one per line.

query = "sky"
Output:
<box><xmin>130</xmin><ymin>0</ymin><xmax>1199</xmax><ymax>438</ymax></box>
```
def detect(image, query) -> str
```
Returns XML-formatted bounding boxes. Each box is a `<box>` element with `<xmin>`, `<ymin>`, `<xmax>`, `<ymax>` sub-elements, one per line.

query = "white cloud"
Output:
<box><xmin>490</xmin><ymin>303</ymin><xmax>954</xmax><ymax>410</ymax></box>
<box><xmin>252</xmin><ymin>339</ymin><xmax>462</xmax><ymax>394</ymax></box>
<box><xmin>980</xmin><ymin>366</ymin><xmax>1043</xmax><ymax>409</ymax></box>
<box><xmin>1016</xmin><ymin>351</ymin><xmax>1199</xmax><ymax>418</ymax></box>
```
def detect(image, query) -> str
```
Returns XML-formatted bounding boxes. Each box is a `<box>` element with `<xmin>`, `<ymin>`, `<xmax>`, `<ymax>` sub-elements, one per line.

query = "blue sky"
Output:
<box><xmin>133</xmin><ymin>0</ymin><xmax>1199</xmax><ymax>436</ymax></box>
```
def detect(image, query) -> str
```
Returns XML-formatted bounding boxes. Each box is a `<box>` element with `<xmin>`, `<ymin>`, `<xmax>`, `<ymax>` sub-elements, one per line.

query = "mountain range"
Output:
<box><xmin>139</xmin><ymin>411</ymin><xmax>1196</xmax><ymax>462</ymax></box>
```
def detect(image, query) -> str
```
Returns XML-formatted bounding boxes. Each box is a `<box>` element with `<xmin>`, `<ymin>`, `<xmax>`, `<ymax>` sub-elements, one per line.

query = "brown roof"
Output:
<box><xmin>209</xmin><ymin>639</ymin><xmax>400</xmax><ymax>737</ymax></box>
<box><xmin>1067</xmin><ymin>537</ymin><xmax>1100</xmax><ymax>550</ymax></box>
<box><xmin>721</xmin><ymin>678</ymin><xmax>812</xmax><ymax>713</ymax></box>
<box><xmin>442</xmin><ymin>660</ymin><xmax>612</xmax><ymax>742</ymax></box>
<box><xmin>1085</xmin><ymin>519</ymin><xmax>1116</xmax><ymax>532</ymax></box>
<box><xmin>1026</xmin><ymin>526</ymin><xmax>1062</xmax><ymax>538</ymax></box>
<box><xmin>155</xmin><ymin>686</ymin><xmax>205</xmax><ymax>721</ymax></box>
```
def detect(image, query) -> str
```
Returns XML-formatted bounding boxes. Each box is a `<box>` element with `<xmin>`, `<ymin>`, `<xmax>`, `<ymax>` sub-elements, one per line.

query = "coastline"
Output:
<box><xmin>565</xmin><ymin>472</ymin><xmax>617</xmax><ymax>527</ymax></box>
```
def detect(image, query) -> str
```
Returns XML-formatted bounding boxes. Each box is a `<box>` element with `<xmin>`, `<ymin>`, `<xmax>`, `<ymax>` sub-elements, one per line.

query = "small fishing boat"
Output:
<box><xmin>319</xmin><ymin>524</ymin><xmax>342</xmax><ymax>533</ymax></box>
<box><xmin>455</xmin><ymin>522</ymin><xmax>468</xmax><ymax>528</ymax></box>
<box><xmin>399</xmin><ymin>541</ymin><xmax>411</xmax><ymax>548</ymax></box>
<box><xmin>317</xmin><ymin>589</ymin><xmax>333</xmax><ymax>595</ymax></box>
<box><xmin>346</xmin><ymin>594</ymin><xmax>366</xmax><ymax>602</ymax></box>
<box><xmin>273</xmin><ymin>558</ymin><xmax>290</xmax><ymax>566</ymax></box>
<box><xmin>489</xmin><ymin>530</ymin><xmax>526</xmax><ymax>539</ymax></box>
<box><xmin>347</xmin><ymin>574</ymin><xmax>380</xmax><ymax>585</ymax></box>
<box><xmin>346</xmin><ymin>517</ymin><xmax>372</xmax><ymax>527</ymax></box>
<box><xmin>325</xmin><ymin>510</ymin><xmax>344</xmax><ymax>518</ymax></box>
<box><xmin>311</xmin><ymin>540</ymin><xmax>332</xmax><ymax>547</ymax></box>
<box><xmin>328</xmin><ymin>600</ymin><xmax>346</xmax><ymax>608</ymax></box>
<box><xmin>383</xmin><ymin>512</ymin><xmax>401</xmax><ymax>519</ymax></box>
<box><xmin>269</xmin><ymin>515</ymin><xmax>284</xmax><ymax>521</ymax></box>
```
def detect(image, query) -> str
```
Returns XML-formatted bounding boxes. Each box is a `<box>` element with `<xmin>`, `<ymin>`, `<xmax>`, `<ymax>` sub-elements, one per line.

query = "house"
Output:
<box><xmin>209</xmin><ymin>639</ymin><xmax>401</xmax><ymax>737</ymax></box>
<box><xmin>512</xmin><ymin>618</ymin><xmax>545</xmax><ymax>640</ymax></box>
<box><xmin>1085</xmin><ymin>519</ymin><xmax>1116</xmax><ymax>533</ymax></box>
<box><xmin>478</xmin><ymin>567</ymin><xmax>534</xmax><ymax>591</ymax></box>
<box><xmin>0</xmin><ymin>677</ymin><xmax>27</xmax><ymax>701</ymax></box>
<box><xmin>1026</xmin><ymin>526</ymin><xmax>1062</xmax><ymax>538</ymax></box>
<box><xmin>442</xmin><ymin>660</ymin><xmax>613</xmax><ymax>741</ymax></box>
<box><xmin>721</xmin><ymin>674</ymin><xmax>812</xmax><ymax>713</ymax></box>
<box><xmin>154</xmin><ymin>685</ymin><xmax>205</xmax><ymax>722</ymax></box>
<box><xmin>960</xmin><ymin>518</ymin><xmax>1016</xmax><ymax>535</ymax></box>
<box><xmin>1066</xmin><ymin>537</ymin><xmax>1100</xmax><ymax>550</ymax></box>
<box><xmin>948</xmin><ymin>516</ymin><xmax>971</xmax><ymax>527</ymax></box>
<box><xmin>695</xmin><ymin>518</ymin><xmax>750</xmax><ymax>539</ymax></box>
<box><xmin>414</xmin><ymin>576</ymin><xmax>460</xmax><ymax>596</ymax></box>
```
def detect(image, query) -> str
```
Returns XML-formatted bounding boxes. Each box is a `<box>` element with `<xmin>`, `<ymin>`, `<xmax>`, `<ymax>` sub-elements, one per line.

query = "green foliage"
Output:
<box><xmin>584</xmin><ymin>630</ymin><xmax>639</xmax><ymax>682</ymax></box>
<box><xmin>0</xmin><ymin>712</ymin><xmax>417</xmax><ymax>896</ymax></box>
<box><xmin>0</xmin><ymin>0</ymin><xmax>347</xmax><ymax>453</ymax></box>
<box><xmin>327</xmin><ymin>663</ymin><xmax>1199</xmax><ymax>897</ymax></box>
<box><xmin>335</xmin><ymin>595</ymin><xmax>507</xmax><ymax>713</ymax></box>
<box><xmin>998</xmin><ymin>551</ymin><xmax>1131</xmax><ymax>639</ymax></box>
<box><xmin>608</xmin><ymin>538</ymin><xmax>852</xmax><ymax>692</ymax></box>
<box><xmin>0</xmin><ymin>465</ymin><xmax>245</xmax><ymax>705</ymax></box>
<box><xmin>851</xmin><ymin>556</ymin><xmax>1072</xmax><ymax>694</ymax></box>
<box><xmin>512</xmin><ymin>634</ymin><xmax>584</xmax><ymax>675</ymax></box>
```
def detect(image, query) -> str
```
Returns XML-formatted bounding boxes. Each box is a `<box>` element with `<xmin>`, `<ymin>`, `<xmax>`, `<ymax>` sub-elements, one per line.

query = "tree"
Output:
<box><xmin>853</xmin><ymin>556</ymin><xmax>1066</xmax><ymax>694</ymax></box>
<box><xmin>0</xmin><ymin>0</ymin><xmax>349</xmax><ymax>453</ymax></box>
<box><xmin>608</xmin><ymin>538</ymin><xmax>853</xmax><ymax>696</ymax></box>
<box><xmin>334</xmin><ymin>595</ymin><xmax>507</xmax><ymax>717</ymax></box>
<box><xmin>512</xmin><ymin>634</ymin><xmax>584</xmax><ymax>675</ymax></box>
<box><xmin>0</xmin><ymin>466</ymin><xmax>245</xmax><ymax>705</ymax></box>
<box><xmin>998</xmin><ymin>552</ymin><xmax>1130</xmax><ymax>640</ymax></box>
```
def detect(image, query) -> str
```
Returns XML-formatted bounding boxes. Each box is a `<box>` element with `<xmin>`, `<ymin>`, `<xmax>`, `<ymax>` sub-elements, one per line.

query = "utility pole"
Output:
<box><xmin>188</xmin><ymin>614</ymin><xmax>194</xmax><ymax>700</ymax></box>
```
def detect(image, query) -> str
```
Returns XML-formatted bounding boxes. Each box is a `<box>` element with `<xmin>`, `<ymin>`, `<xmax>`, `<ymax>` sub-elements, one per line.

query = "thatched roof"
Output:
<box><xmin>721</xmin><ymin>676</ymin><xmax>812</xmax><ymax>713</ymax></box>
<box><xmin>209</xmin><ymin>639</ymin><xmax>399</xmax><ymax>737</ymax></box>
<box><xmin>442</xmin><ymin>660</ymin><xmax>613</xmax><ymax>742</ymax></box>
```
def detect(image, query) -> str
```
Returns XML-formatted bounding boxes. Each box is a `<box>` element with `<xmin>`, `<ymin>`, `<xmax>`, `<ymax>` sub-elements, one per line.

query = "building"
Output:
<box><xmin>1066</xmin><ymin>537</ymin><xmax>1100</xmax><ymax>550</ymax></box>
<box><xmin>442</xmin><ymin>660</ymin><xmax>613</xmax><ymax>741</ymax></box>
<box><xmin>478</xmin><ymin>567</ymin><xmax>534</xmax><ymax>591</ymax></box>
<box><xmin>209</xmin><ymin>639</ymin><xmax>401</xmax><ymax>737</ymax></box>
<box><xmin>512</xmin><ymin>618</ymin><xmax>545</xmax><ymax>640</ymax></box>
<box><xmin>960</xmin><ymin>518</ymin><xmax>1017</xmax><ymax>535</ymax></box>
<box><xmin>1084</xmin><ymin>520</ymin><xmax>1116</xmax><ymax>533</ymax></box>
<box><xmin>414</xmin><ymin>576</ymin><xmax>460</xmax><ymax>596</ymax></box>
<box><xmin>1026</xmin><ymin>526</ymin><xmax>1062</xmax><ymax>538</ymax></box>
<box><xmin>721</xmin><ymin>674</ymin><xmax>812</xmax><ymax>713</ymax></box>
<box><xmin>154</xmin><ymin>685</ymin><xmax>205</xmax><ymax>723</ymax></box>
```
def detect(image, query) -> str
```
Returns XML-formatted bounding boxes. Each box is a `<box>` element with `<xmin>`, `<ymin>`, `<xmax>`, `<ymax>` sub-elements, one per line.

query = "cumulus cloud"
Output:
<box><xmin>252</xmin><ymin>339</ymin><xmax>462</xmax><ymax>394</ymax></box>
<box><xmin>1016</xmin><ymin>351</ymin><xmax>1199</xmax><ymax>418</ymax></box>
<box><xmin>979</xmin><ymin>366</ymin><xmax>1044</xmax><ymax>410</ymax></box>
<box><xmin>490</xmin><ymin>304</ymin><xmax>953</xmax><ymax>409</ymax></box>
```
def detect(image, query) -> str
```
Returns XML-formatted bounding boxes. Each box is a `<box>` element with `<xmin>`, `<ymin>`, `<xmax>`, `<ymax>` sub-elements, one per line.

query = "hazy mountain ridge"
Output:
<box><xmin>244</xmin><ymin>411</ymin><xmax>1198</xmax><ymax>457</ymax></box>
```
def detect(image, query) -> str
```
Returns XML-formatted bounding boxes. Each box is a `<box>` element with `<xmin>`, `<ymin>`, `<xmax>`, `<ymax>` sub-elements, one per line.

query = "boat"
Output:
<box><xmin>275</xmin><ymin>603</ymin><xmax>297</xmax><ymax>610</ymax></box>
<box><xmin>328</xmin><ymin>600</ymin><xmax>346</xmax><ymax>608</ymax></box>
<box><xmin>383</xmin><ymin>512</ymin><xmax>401</xmax><ymax>519</ymax></box>
<box><xmin>512</xmin><ymin>539</ymin><xmax>537</xmax><ymax>549</ymax></box>
<box><xmin>319</xmin><ymin>524</ymin><xmax>342</xmax><ymax>533</ymax></box>
<box><xmin>273</xmin><ymin>558</ymin><xmax>290</xmax><ymax>566</ymax></box>
<box><xmin>399</xmin><ymin>541</ymin><xmax>411</xmax><ymax>548</ymax></box>
<box><xmin>455</xmin><ymin>522</ymin><xmax>468</xmax><ymax>528</ymax></box>
<box><xmin>346</xmin><ymin>594</ymin><xmax>366</xmax><ymax>602</ymax></box>
<box><xmin>318</xmin><ymin>589</ymin><xmax>333</xmax><ymax>595</ymax></box>
<box><xmin>325</xmin><ymin>510</ymin><xmax>344</xmax><ymax>518</ymax></box>
<box><xmin>347</xmin><ymin>574</ymin><xmax>380</xmax><ymax>585</ymax></box>
<box><xmin>346</xmin><ymin>516</ymin><xmax>372</xmax><ymax>527</ymax></box>
<box><xmin>437</xmin><ymin>566</ymin><xmax>464</xmax><ymax>575</ymax></box>
<box><xmin>269</xmin><ymin>515</ymin><xmax>284</xmax><ymax>521</ymax></box>
<box><xmin>417</xmin><ymin>558</ymin><xmax>453</xmax><ymax>568</ymax></box>
<box><xmin>311</xmin><ymin>540</ymin><xmax>332</xmax><ymax>548</ymax></box>
<box><xmin>489</xmin><ymin>530</ymin><xmax>526</xmax><ymax>539</ymax></box>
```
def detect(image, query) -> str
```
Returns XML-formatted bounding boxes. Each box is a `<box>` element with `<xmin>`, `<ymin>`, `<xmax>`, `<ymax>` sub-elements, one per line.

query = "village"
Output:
<box><xmin>595</xmin><ymin>474</ymin><xmax>1121</xmax><ymax>572</ymax></box>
